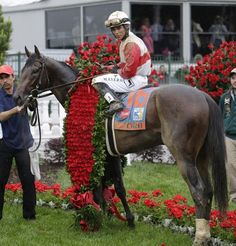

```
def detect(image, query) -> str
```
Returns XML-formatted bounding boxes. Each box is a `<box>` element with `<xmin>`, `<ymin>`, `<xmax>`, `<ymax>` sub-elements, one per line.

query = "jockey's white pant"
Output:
<box><xmin>91</xmin><ymin>73</ymin><xmax>148</xmax><ymax>93</ymax></box>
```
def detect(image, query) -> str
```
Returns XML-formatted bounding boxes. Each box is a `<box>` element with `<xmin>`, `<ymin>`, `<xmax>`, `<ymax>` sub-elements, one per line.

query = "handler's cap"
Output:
<box><xmin>0</xmin><ymin>64</ymin><xmax>14</xmax><ymax>75</ymax></box>
<box><xmin>230</xmin><ymin>68</ymin><xmax>236</xmax><ymax>77</ymax></box>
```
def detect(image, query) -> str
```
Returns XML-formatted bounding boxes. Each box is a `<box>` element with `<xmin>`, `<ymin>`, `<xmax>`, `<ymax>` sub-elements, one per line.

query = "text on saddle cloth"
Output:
<box><xmin>114</xmin><ymin>87</ymin><xmax>154</xmax><ymax>130</ymax></box>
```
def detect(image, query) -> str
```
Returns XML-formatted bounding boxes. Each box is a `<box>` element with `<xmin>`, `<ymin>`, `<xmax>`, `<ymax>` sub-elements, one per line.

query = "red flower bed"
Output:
<box><xmin>5</xmin><ymin>181</ymin><xmax>236</xmax><ymax>242</ymax></box>
<box><xmin>185</xmin><ymin>41</ymin><xmax>236</xmax><ymax>101</ymax></box>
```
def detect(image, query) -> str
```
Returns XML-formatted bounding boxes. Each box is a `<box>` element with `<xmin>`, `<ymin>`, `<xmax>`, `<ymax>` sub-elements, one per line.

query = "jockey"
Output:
<box><xmin>92</xmin><ymin>11</ymin><xmax>152</xmax><ymax>116</ymax></box>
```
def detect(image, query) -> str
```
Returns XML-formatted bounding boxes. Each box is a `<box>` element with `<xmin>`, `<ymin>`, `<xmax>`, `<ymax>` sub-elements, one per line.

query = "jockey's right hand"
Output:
<box><xmin>104</xmin><ymin>65</ymin><xmax>114</xmax><ymax>71</ymax></box>
<box><xmin>104</xmin><ymin>65</ymin><xmax>118</xmax><ymax>73</ymax></box>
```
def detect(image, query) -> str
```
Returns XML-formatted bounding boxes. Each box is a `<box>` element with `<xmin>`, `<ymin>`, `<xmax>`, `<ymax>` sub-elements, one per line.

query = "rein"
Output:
<box><xmin>33</xmin><ymin>76</ymin><xmax>94</xmax><ymax>98</ymax></box>
<box><xmin>29</xmin><ymin>102</ymin><xmax>41</xmax><ymax>152</ymax></box>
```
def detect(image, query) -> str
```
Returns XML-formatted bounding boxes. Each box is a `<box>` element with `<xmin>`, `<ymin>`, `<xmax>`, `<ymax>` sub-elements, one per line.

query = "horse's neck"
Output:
<box><xmin>47</xmin><ymin>59</ymin><xmax>77</xmax><ymax>107</ymax></box>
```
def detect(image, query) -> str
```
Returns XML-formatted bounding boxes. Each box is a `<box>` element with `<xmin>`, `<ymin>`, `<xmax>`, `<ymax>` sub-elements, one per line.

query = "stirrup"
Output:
<box><xmin>105</xmin><ymin>102</ymin><xmax>124</xmax><ymax>116</ymax></box>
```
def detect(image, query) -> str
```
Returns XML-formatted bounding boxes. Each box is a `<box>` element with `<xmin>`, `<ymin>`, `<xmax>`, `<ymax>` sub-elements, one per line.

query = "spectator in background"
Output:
<box><xmin>151</xmin><ymin>16</ymin><xmax>163</xmax><ymax>55</ymax></box>
<box><xmin>140</xmin><ymin>17</ymin><xmax>154</xmax><ymax>56</ymax></box>
<box><xmin>158</xmin><ymin>64</ymin><xmax>168</xmax><ymax>83</ymax></box>
<box><xmin>162</xmin><ymin>18</ymin><xmax>179</xmax><ymax>56</ymax></box>
<box><xmin>192</xmin><ymin>20</ymin><xmax>204</xmax><ymax>57</ymax></box>
<box><xmin>219</xmin><ymin>68</ymin><xmax>236</xmax><ymax>203</ymax></box>
<box><xmin>209</xmin><ymin>15</ymin><xmax>228</xmax><ymax>48</ymax></box>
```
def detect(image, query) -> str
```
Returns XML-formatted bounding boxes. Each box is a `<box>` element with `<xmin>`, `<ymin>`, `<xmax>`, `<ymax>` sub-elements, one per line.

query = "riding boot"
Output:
<box><xmin>93</xmin><ymin>83</ymin><xmax>124</xmax><ymax>116</ymax></box>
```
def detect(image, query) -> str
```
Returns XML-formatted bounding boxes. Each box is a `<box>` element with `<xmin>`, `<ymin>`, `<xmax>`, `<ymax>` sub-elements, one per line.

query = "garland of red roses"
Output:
<box><xmin>64</xmin><ymin>35</ymin><xmax>120</xmax><ymax>230</ymax></box>
<box><xmin>65</xmin><ymin>82</ymin><xmax>99</xmax><ymax>190</ymax></box>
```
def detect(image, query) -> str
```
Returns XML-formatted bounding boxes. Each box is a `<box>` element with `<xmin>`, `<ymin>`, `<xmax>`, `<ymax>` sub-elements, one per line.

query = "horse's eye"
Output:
<box><xmin>32</xmin><ymin>67</ymin><xmax>39</xmax><ymax>73</ymax></box>
<box><xmin>32</xmin><ymin>64</ymin><xmax>41</xmax><ymax>74</ymax></box>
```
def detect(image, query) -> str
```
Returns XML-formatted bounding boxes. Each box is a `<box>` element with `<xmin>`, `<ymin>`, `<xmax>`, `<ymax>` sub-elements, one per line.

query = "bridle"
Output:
<box><xmin>25</xmin><ymin>58</ymin><xmax>94</xmax><ymax>152</ymax></box>
<box><xmin>28</xmin><ymin>58</ymin><xmax>95</xmax><ymax>99</ymax></box>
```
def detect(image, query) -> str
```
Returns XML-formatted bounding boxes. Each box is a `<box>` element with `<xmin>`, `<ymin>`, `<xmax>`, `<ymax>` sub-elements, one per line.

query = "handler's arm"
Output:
<box><xmin>0</xmin><ymin>106</ymin><xmax>24</xmax><ymax>122</ymax></box>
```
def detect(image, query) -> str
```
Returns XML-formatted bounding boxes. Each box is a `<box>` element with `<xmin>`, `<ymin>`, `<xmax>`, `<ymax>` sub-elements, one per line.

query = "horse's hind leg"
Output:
<box><xmin>174</xmin><ymin>147</ymin><xmax>212</xmax><ymax>246</ymax></box>
<box><xmin>107</xmin><ymin>154</ymin><xmax>135</xmax><ymax>228</ymax></box>
<box><xmin>193</xmin><ymin>146</ymin><xmax>213</xmax><ymax>246</ymax></box>
<box><xmin>175</xmin><ymin>154</ymin><xmax>206</xmax><ymax>208</ymax></box>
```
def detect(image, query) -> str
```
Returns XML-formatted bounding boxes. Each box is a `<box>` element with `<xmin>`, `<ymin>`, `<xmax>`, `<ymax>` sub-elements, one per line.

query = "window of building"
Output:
<box><xmin>83</xmin><ymin>3</ymin><xmax>121</xmax><ymax>43</ymax></box>
<box><xmin>46</xmin><ymin>2</ymin><xmax>121</xmax><ymax>49</ymax></box>
<box><xmin>46</xmin><ymin>7</ymin><xmax>81</xmax><ymax>49</ymax></box>
<box><xmin>131</xmin><ymin>3</ymin><xmax>181</xmax><ymax>59</ymax></box>
<box><xmin>191</xmin><ymin>5</ymin><xmax>236</xmax><ymax>59</ymax></box>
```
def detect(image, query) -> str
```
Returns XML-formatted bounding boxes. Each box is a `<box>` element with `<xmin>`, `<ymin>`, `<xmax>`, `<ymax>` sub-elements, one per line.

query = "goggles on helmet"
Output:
<box><xmin>105</xmin><ymin>18</ymin><xmax>130</xmax><ymax>28</ymax></box>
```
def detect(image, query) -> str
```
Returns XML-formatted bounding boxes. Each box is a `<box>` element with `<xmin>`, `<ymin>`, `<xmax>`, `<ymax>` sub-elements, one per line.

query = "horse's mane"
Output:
<box><xmin>58</xmin><ymin>60</ymin><xmax>79</xmax><ymax>77</ymax></box>
<box><xmin>24</xmin><ymin>53</ymin><xmax>79</xmax><ymax>77</ymax></box>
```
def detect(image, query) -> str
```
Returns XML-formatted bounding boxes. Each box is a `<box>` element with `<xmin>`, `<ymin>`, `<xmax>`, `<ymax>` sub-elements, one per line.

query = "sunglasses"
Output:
<box><xmin>105</xmin><ymin>18</ymin><xmax>130</xmax><ymax>28</ymax></box>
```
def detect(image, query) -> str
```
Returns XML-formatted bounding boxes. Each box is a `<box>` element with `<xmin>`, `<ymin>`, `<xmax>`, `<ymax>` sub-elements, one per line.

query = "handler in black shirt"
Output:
<box><xmin>0</xmin><ymin>64</ymin><xmax>36</xmax><ymax>220</ymax></box>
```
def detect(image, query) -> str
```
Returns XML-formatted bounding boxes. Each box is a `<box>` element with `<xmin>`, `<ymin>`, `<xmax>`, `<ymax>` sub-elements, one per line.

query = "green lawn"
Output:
<box><xmin>0</xmin><ymin>204</ymin><xmax>193</xmax><ymax>246</ymax></box>
<box><xmin>124</xmin><ymin>162</ymin><xmax>192</xmax><ymax>200</ymax></box>
<box><xmin>1</xmin><ymin>161</ymin><xmax>234</xmax><ymax>246</ymax></box>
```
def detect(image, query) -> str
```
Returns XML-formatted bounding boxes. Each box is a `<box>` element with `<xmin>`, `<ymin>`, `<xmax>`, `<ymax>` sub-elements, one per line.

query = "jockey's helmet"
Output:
<box><xmin>105</xmin><ymin>11</ymin><xmax>130</xmax><ymax>28</ymax></box>
<box><xmin>230</xmin><ymin>68</ymin><xmax>236</xmax><ymax>77</ymax></box>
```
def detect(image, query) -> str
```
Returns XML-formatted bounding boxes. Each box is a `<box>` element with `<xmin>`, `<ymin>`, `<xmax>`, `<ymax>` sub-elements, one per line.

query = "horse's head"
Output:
<box><xmin>13</xmin><ymin>45</ymin><xmax>48</xmax><ymax>106</ymax></box>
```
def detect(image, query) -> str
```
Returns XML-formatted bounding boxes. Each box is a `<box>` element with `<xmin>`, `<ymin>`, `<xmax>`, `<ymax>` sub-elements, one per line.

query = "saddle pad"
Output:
<box><xmin>114</xmin><ymin>87</ymin><xmax>154</xmax><ymax>130</ymax></box>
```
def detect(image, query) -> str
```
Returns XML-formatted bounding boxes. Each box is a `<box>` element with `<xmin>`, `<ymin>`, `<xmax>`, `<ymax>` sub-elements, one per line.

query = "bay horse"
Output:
<box><xmin>14</xmin><ymin>46</ymin><xmax>228</xmax><ymax>245</ymax></box>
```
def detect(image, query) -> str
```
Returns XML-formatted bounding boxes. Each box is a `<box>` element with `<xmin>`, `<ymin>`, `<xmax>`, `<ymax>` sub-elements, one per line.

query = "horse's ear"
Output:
<box><xmin>25</xmin><ymin>46</ymin><xmax>31</xmax><ymax>57</ymax></box>
<box><xmin>34</xmin><ymin>45</ymin><xmax>41</xmax><ymax>58</ymax></box>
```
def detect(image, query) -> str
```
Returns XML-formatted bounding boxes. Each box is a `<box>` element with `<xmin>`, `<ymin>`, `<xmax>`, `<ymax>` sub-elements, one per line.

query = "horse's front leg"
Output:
<box><xmin>108</xmin><ymin>154</ymin><xmax>135</xmax><ymax>228</ymax></box>
<box><xmin>93</xmin><ymin>183</ymin><xmax>106</xmax><ymax>211</ymax></box>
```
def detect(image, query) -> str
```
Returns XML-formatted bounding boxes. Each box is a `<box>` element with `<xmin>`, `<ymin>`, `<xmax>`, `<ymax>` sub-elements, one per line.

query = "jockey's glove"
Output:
<box><xmin>110</xmin><ymin>65</ymin><xmax>119</xmax><ymax>74</ymax></box>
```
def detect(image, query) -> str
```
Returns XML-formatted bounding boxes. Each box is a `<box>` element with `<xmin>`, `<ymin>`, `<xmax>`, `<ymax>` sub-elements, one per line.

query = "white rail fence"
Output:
<box><xmin>29</xmin><ymin>95</ymin><xmax>66</xmax><ymax>160</ymax></box>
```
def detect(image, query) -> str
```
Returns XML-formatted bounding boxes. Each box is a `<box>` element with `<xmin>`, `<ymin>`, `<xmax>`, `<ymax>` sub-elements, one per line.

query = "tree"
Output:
<box><xmin>0</xmin><ymin>5</ymin><xmax>12</xmax><ymax>64</ymax></box>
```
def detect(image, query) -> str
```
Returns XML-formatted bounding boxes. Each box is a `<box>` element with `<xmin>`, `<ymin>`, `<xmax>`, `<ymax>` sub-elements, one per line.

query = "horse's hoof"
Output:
<box><xmin>126</xmin><ymin>214</ymin><xmax>135</xmax><ymax>229</ymax></box>
<box><xmin>128</xmin><ymin>222</ymin><xmax>135</xmax><ymax>229</ymax></box>
<box><xmin>192</xmin><ymin>238</ymin><xmax>212</xmax><ymax>246</ymax></box>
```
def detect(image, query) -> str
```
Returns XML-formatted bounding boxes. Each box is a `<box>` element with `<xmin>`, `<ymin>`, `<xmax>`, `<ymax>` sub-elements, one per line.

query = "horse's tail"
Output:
<box><xmin>205</xmin><ymin>94</ymin><xmax>228</xmax><ymax>215</ymax></box>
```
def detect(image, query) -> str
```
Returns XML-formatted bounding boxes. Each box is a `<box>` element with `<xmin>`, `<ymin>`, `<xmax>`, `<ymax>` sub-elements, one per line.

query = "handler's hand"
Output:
<box><xmin>15</xmin><ymin>105</ymin><xmax>25</xmax><ymax>113</ymax></box>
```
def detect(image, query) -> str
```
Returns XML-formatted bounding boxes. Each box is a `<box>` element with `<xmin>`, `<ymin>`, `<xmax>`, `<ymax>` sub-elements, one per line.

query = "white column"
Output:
<box><xmin>39</xmin><ymin>99</ymin><xmax>50</xmax><ymax>124</ymax></box>
<box><xmin>59</xmin><ymin>104</ymin><xmax>66</xmax><ymax>135</ymax></box>
<box><xmin>50</xmin><ymin>99</ymin><xmax>59</xmax><ymax>125</ymax></box>
<box><xmin>39</xmin><ymin>99</ymin><xmax>50</xmax><ymax>135</ymax></box>
<box><xmin>182</xmin><ymin>2</ymin><xmax>191</xmax><ymax>62</ymax></box>
<box><xmin>122</xmin><ymin>0</ymin><xmax>130</xmax><ymax>18</ymax></box>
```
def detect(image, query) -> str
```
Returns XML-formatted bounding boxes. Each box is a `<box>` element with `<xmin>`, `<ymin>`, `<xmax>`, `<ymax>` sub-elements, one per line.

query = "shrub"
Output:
<box><xmin>185</xmin><ymin>41</ymin><xmax>236</xmax><ymax>102</ymax></box>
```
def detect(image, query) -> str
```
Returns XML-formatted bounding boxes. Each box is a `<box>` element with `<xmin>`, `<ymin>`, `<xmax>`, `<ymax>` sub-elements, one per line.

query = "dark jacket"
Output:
<box><xmin>219</xmin><ymin>90</ymin><xmax>236</xmax><ymax>140</ymax></box>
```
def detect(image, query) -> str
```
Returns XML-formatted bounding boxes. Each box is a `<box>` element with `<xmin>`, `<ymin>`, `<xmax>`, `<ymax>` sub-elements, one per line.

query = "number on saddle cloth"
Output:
<box><xmin>114</xmin><ymin>87</ymin><xmax>155</xmax><ymax>131</ymax></box>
